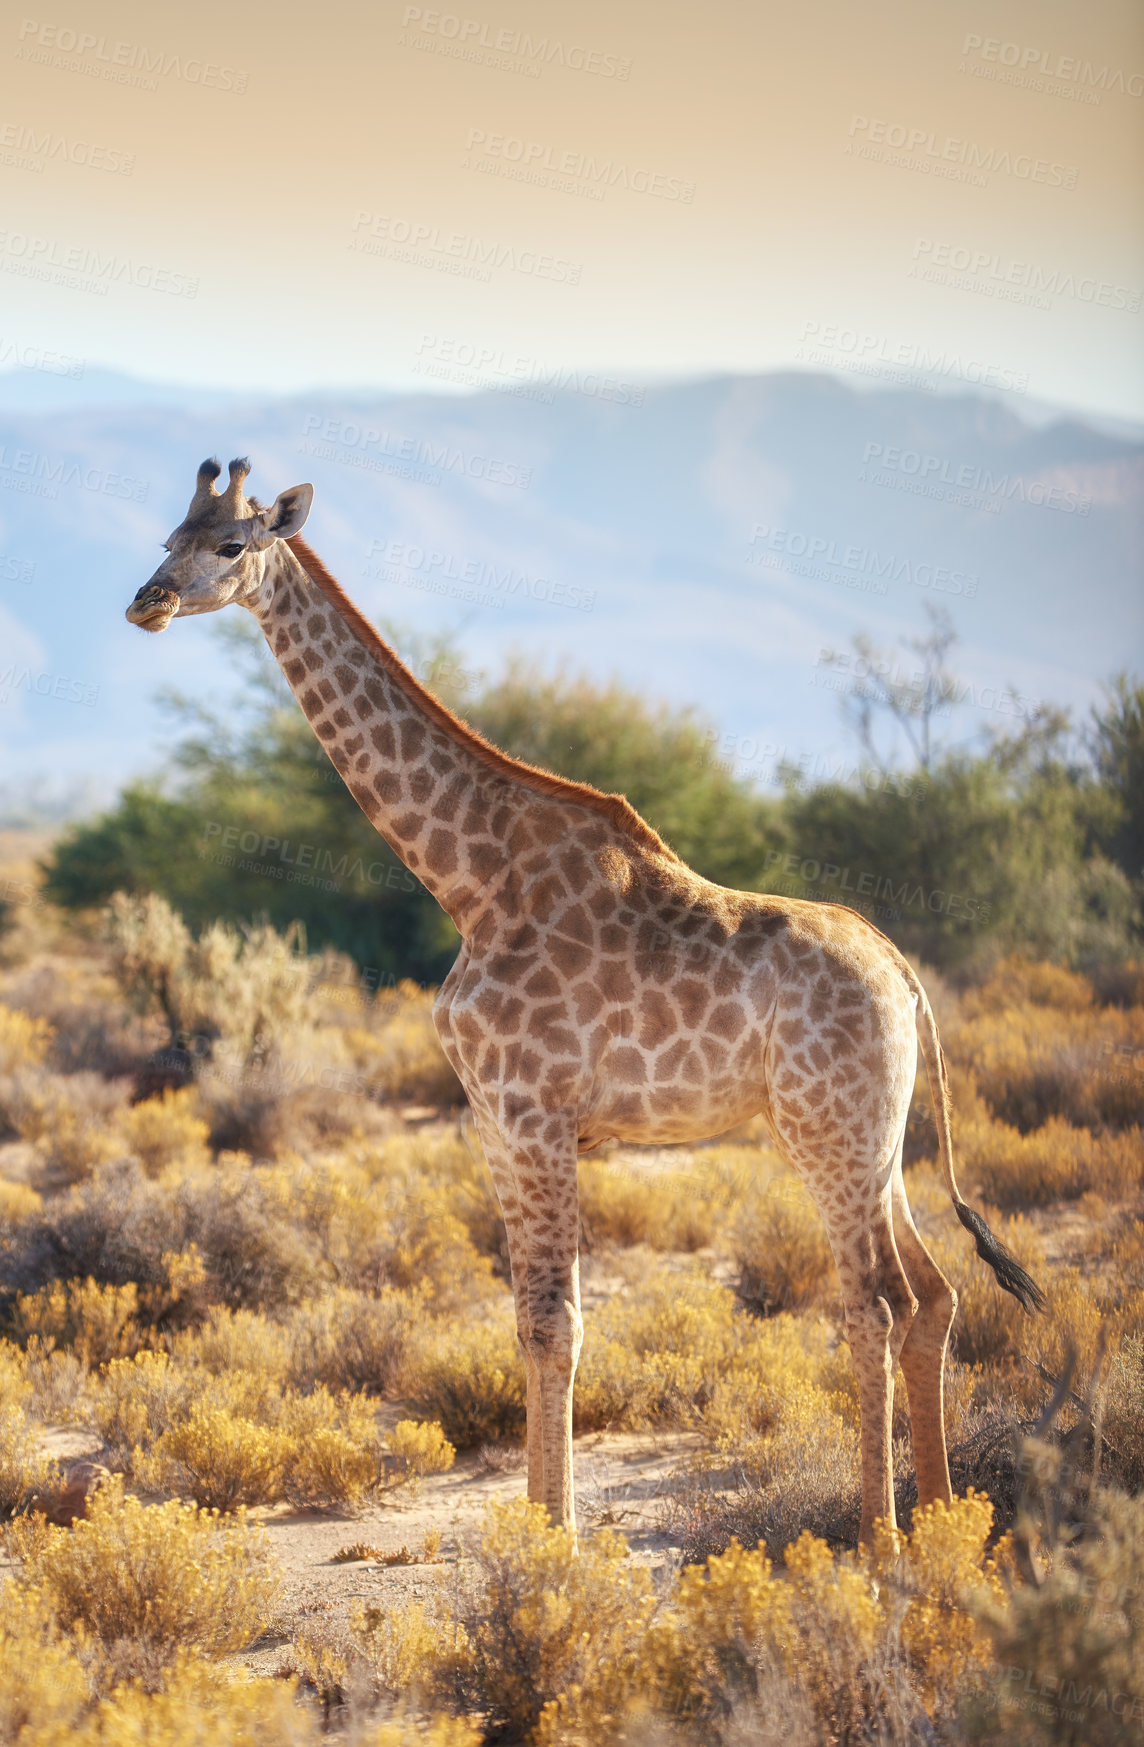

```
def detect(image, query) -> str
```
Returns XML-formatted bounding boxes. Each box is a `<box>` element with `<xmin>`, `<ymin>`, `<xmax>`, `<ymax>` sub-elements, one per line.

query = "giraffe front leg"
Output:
<box><xmin>459</xmin><ymin>1100</ymin><xmax>549</xmax><ymax>1506</ymax></box>
<box><xmin>527</xmin><ymin>1250</ymin><xmax>582</xmax><ymax>1529</ymax></box>
<box><xmin>502</xmin><ymin>1113</ymin><xmax>581</xmax><ymax>1530</ymax></box>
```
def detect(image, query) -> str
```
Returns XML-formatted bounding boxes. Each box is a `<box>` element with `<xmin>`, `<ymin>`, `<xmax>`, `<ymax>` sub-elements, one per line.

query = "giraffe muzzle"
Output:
<box><xmin>126</xmin><ymin>584</ymin><xmax>180</xmax><ymax>631</ymax></box>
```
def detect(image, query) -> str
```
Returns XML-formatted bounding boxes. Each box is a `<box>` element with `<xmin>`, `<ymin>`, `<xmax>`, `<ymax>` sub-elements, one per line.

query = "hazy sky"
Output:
<box><xmin>2</xmin><ymin>0</ymin><xmax>1142</xmax><ymax>418</ymax></box>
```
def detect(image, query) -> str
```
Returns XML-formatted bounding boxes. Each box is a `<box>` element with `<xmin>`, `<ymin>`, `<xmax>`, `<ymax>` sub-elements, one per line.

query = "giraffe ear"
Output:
<box><xmin>253</xmin><ymin>483</ymin><xmax>313</xmax><ymax>547</ymax></box>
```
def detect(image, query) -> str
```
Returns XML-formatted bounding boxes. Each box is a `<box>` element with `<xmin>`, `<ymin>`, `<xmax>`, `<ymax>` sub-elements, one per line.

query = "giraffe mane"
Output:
<box><xmin>284</xmin><ymin>534</ymin><xmax>682</xmax><ymax>863</ymax></box>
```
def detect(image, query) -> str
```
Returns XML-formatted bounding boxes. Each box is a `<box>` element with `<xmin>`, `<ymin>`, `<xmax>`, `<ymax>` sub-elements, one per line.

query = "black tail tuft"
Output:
<box><xmin>956</xmin><ymin>1202</ymin><xmax>1047</xmax><ymax>1313</ymax></box>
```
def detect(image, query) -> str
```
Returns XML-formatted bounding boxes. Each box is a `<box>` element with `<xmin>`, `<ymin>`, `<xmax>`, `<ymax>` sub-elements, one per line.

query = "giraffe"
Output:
<box><xmin>126</xmin><ymin>458</ymin><xmax>1045</xmax><ymax>1544</ymax></box>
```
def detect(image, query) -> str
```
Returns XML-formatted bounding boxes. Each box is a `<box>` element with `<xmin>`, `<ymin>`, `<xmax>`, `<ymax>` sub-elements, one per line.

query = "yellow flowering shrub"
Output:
<box><xmin>12</xmin><ymin>1476</ymin><xmax>280</xmax><ymax>1682</ymax></box>
<box><xmin>384</xmin><ymin>1418</ymin><xmax>456</xmax><ymax>1482</ymax></box>
<box><xmin>341</xmin><ymin>980</ymin><xmax>460</xmax><ymax>1104</ymax></box>
<box><xmin>118</xmin><ymin>1087</ymin><xmax>211</xmax><ymax>1175</ymax></box>
<box><xmin>0</xmin><ymin>1176</ymin><xmax>41</xmax><ymax>1226</ymax></box>
<box><xmin>13</xmin><ymin>1278</ymin><xmax>140</xmax><ymax>1368</ymax></box>
<box><xmin>407</xmin><ymin>1311</ymin><xmax>527</xmax><ymax>1447</ymax></box>
<box><xmin>354</xmin><ymin>1498</ymin><xmax>657</xmax><ymax>1745</ymax></box>
<box><xmin>0</xmin><ymin>1001</ymin><xmax>54</xmax><ymax>1072</ymax></box>
<box><xmin>94</xmin><ymin>1349</ymin><xmax>192</xmax><ymax>1451</ymax></box>
<box><xmin>0</xmin><ymin>1340</ymin><xmax>57</xmax><ymax>1517</ymax></box>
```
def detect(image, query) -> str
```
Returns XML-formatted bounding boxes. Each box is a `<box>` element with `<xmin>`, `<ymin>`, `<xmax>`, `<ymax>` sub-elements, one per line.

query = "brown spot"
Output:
<box><xmin>609</xmin><ymin>1045</ymin><xmax>647</xmax><ymax>1085</ymax></box>
<box><xmin>392</xmin><ymin>811</ymin><xmax>426</xmax><ymax>841</ymax></box>
<box><xmin>550</xmin><ymin>936</ymin><xmax>592</xmax><ymax>978</ymax></box>
<box><xmin>425</xmin><ymin>830</ymin><xmax>458</xmax><ymax>876</ymax></box>
<box><xmin>302</xmin><ymin>645</ymin><xmax>322</xmax><ymax>673</ymax></box>
<box><xmin>307</xmin><ymin>612</ymin><xmax>328</xmax><ymax>638</ymax></box>
<box><xmin>571</xmin><ymin>983</ymin><xmax>605</xmax><ymax>1024</ymax></box>
<box><xmin>637</xmin><ymin>989</ymin><xmax>676</xmax><ymax>1049</ymax></box>
<box><xmin>333</xmin><ymin>663</ymin><xmax>358</xmax><ymax>692</ymax></box>
<box><xmin>400</xmin><ymin>718</ymin><xmax>427</xmax><ymax>760</ymax></box>
<box><xmin>599</xmin><ymin>961</ymin><xmax>636</xmax><ymax>1004</ymax></box>
<box><xmin>709</xmin><ymin>1002</ymin><xmax>747</xmax><ymax>1041</ymax></box>
<box><xmin>469</xmin><ymin>841</ymin><xmax>507</xmax><ymax>882</ymax></box>
<box><xmin>675</xmin><ymin>980</ymin><xmax>709</xmax><ymax>1028</ymax></box>
<box><xmin>490</xmin><ymin>953</ymin><xmax>536</xmax><ymax>985</ymax></box>
<box><xmin>654</xmin><ymin>1038</ymin><xmax>690</xmax><ymax>1082</ymax></box>
<box><xmin>409</xmin><ymin>767</ymin><xmax>434</xmax><ymax>804</ymax></box>
<box><xmin>374</xmin><ymin>771</ymin><xmax>402</xmax><ymax>804</ymax></box>
<box><xmin>524</xmin><ymin>967</ymin><xmax>562</xmax><ymax>998</ymax></box>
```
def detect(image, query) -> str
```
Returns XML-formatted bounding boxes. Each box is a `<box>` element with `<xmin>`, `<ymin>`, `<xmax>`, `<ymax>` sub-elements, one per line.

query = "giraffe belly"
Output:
<box><xmin>579</xmin><ymin>1035</ymin><xmax>769</xmax><ymax>1148</ymax></box>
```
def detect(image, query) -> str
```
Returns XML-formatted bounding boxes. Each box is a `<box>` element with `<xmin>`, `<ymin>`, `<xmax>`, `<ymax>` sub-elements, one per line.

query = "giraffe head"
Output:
<box><xmin>125</xmin><ymin>457</ymin><xmax>313</xmax><ymax>632</ymax></box>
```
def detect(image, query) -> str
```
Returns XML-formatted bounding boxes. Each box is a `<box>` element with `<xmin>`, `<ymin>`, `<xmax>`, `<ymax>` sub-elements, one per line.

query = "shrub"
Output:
<box><xmin>119</xmin><ymin>1087</ymin><xmax>211</xmax><ymax>1175</ymax></box>
<box><xmin>341</xmin><ymin>981</ymin><xmax>461</xmax><ymax>1104</ymax></box>
<box><xmin>11</xmin><ymin>1475</ymin><xmax>280</xmax><ymax>1685</ymax></box>
<box><xmin>12</xmin><ymin>1278</ymin><xmax>140</xmax><ymax>1368</ymax></box>
<box><xmin>578</xmin><ymin>1153</ymin><xmax>721</xmax><ymax>1252</ymax></box>
<box><xmin>0</xmin><ymin>1341</ymin><xmax>56</xmax><ymax>1518</ymax></box>
<box><xmin>286</xmin><ymin>1286</ymin><xmax>423</xmax><ymax>1396</ymax></box>
<box><xmin>355</xmin><ymin>1498</ymin><xmax>657</xmax><ymax>1744</ymax></box>
<box><xmin>0</xmin><ymin>1584</ymin><xmax>90</xmax><ymax>1743</ymax></box>
<box><xmin>962</xmin><ymin>1485</ymin><xmax>1144</xmax><ymax>1746</ymax></box>
<box><xmin>94</xmin><ymin>1349</ymin><xmax>193</xmax><ymax>1452</ymax></box>
<box><xmin>0</xmin><ymin>1001</ymin><xmax>54</xmax><ymax>1073</ymax></box>
<box><xmin>407</xmin><ymin>1313</ymin><xmax>527</xmax><ymax>1448</ymax></box>
<box><xmin>0</xmin><ymin>1177</ymin><xmax>41</xmax><ymax>1227</ymax></box>
<box><xmin>0</xmin><ymin>1069</ymin><xmax>130</xmax><ymax>1185</ymax></box>
<box><xmin>384</xmin><ymin>1419</ymin><xmax>456</xmax><ymax>1485</ymax></box>
<box><xmin>0</xmin><ymin>1157</ymin><xmax>328</xmax><ymax>1316</ymax></box>
<box><xmin>732</xmin><ymin>1172</ymin><xmax>837</xmax><ymax>1315</ymax></box>
<box><xmin>135</xmin><ymin>1403</ymin><xmax>291</xmax><ymax>1511</ymax></box>
<box><xmin>1103</xmin><ymin>1333</ymin><xmax>1144</xmax><ymax>1492</ymax></box>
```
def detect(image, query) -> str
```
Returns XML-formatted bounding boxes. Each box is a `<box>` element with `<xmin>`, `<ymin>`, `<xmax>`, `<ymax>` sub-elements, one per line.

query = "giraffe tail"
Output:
<box><xmin>906</xmin><ymin>965</ymin><xmax>1047</xmax><ymax>1314</ymax></box>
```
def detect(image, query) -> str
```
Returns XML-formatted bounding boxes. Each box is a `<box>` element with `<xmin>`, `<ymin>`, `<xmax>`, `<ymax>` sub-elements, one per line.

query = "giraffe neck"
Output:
<box><xmin>246</xmin><ymin>538</ymin><xmax>554</xmax><ymax>932</ymax></box>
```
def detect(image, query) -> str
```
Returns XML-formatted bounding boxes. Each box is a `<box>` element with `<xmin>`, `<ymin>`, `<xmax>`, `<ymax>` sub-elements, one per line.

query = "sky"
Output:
<box><xmin>1</xmin><ymin>0</ymin><xmax>1142</xmax><ymax>419</ymax></box>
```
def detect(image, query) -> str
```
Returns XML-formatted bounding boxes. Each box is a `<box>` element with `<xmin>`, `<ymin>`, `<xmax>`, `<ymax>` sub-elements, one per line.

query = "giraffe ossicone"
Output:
<box><xmin>126</xmin><ymin>460</ymin><xmax>1045</xmax><ymax>1543</ymax></box>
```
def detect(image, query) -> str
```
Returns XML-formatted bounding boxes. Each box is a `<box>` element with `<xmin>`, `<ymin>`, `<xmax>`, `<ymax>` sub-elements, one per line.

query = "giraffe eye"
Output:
<box><xmin>217</xmin><ymin>542</ymin><xmax>244</xmax><ymax>559</ymax></box>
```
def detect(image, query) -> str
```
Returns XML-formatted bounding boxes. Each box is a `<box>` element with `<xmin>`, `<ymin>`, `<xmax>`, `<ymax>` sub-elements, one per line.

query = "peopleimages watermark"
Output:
<box><xmin>412</xmin><ymin>334</ymin><xmax>646</xmax><ymax>407</ymax></box>
<box><xmin>858</xmin><ymin>442</ymin><xmax>1092</xmax><ymax>517</ymax></box>
<box><xmin>0</xmin><ymin>664</ymin><xmax>99</xmax><ymax>708</ymax></box>
<box><xmin>15</xmin><ymin>18</ymin><xmax>248</xmax><ymax>94</ymax></box>
<box><xmin>0</xmin><ymin>230</ymin><xmax>198</xmax><ymax>298</ymax></box>
<box><xmin>847</xmin><ymin>115</ymin><xmax>1078</xmax><ymax>190</ymax></box>
<box><xmin>399</xmin><ymin>8</ymin><xmax>630</xmax><ymax>79</ymax></box>
<box><xmin>0</xmin><ymin>119</ymin><xmax>134</xmax><ymax>174</ymax></box>
<box><xmin>0</xmin><ymin>445</ymin><xmax>147</xmax><ymax>502</ymax></box>
<box><xmin>300</xmin><ymin>414</ymin><xmax>533</xmax><ymax>490</ymax></box>
<box><xmin>199</xmin><ymin>822</ymin><xmax>418</xmax><ymax>897</ymax></box>
<box><xmin>461</xmin><ymin>127</ymin><xmax>694</xmax><ymax>203</ymax></box>
<box><xmin>762</xmin><ymin>849</ymin><xmax>991</xmax><ymax>924</ymax></box>
<box><xmin>958</xmin><ymin>33</ymin><xmax>1143</xmax><ymax>104</ymax></box>
<box><xmin>0</xmin><ymin>553</ymin><xmax>35</xmax><ymax>583</ymax></box>
<box><xmin>363</xmin><ymin>539</ymin><xmax>596</xmax><ymax>614</ymax></box>
<box><xmin>911</xmin><ymin>239</ymin><xmax>1141</xmax><ymax>314</ymax></box>
<box><xmin>0</xmin><ymin>333</ymin><xmax>83</xmax><ymax>376</ymax></box>
<box><xmin>349</xmin><ymin>210</ymin><xmax>582</xmax><ymax>286</ymax></box>
<box><xmin>813</xmin><ymin>648</ymin><xmax>1041</xmax><ymax>722</ymax></box>
<box><xmin>796</xmin><ymin>321</ymin><xmax>1029</xmax><ymax>395</ymax></box>
<box><xmin>747</xmin><ymin>524</ymin><xmax>978</xmax><ymax>600</ymax></box>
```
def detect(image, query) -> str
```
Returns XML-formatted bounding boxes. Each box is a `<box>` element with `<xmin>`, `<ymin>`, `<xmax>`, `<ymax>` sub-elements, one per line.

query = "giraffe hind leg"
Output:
<box><xmin>890</xmin><ymin>1162</ymin><xmax>957</xmax><ymax>1514</ymax></box>
<box><xmin>821</xmin><ymin>1196</ymin><xmax>918</xmax><ymax>1545</ymax></box>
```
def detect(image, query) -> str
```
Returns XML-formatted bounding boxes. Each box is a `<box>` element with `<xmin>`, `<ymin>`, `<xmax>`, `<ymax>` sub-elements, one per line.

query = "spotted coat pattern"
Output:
<box><xmin>127</xmin><ymin>471</ymin><xmax>963</xmax><ymax>1545</ymax></box>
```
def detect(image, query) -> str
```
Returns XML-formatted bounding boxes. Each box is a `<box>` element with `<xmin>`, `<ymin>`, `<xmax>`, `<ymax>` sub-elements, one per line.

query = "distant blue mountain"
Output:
<box><xmin>0</xmin><ymin>366</ymin><xmax>1140</xmax><ymax>820</ymax></box>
